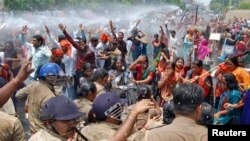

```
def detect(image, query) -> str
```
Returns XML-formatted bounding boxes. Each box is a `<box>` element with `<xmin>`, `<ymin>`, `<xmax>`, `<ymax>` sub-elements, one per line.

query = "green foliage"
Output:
<box><xmin>4</xmin><ymin>0</ymin><xmax>56</xmax><ymax>11</ymax></box>
<box><xmin>210</xmin><ymin>1</ymin><xmax>223</xmax><ymax>12</ymax></box>
<box><xmin>209</xmin><ymin>0</ymin><xmax>232</xmax><ymax>12</ymax></box>
<box><xmin>164</xmin><ymin>0</ymin><xmax>184</xmax><ymax>9</ymax></box>
<box><xmin>122</xmin><ymin>0</ymin><xmax>133</xmax><ymax>5</ymax></box>
<box><xmin>3</xmin><ymin>0</ymin><xmax>185</xmax><ymax>11</ymax></box>
<box><xmin>238</xmin><ymin>2</ymin><xmax>250</xmax><ymax>10</ymax></box>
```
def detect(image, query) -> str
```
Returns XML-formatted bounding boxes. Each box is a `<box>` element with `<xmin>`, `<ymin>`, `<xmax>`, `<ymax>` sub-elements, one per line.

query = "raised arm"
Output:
<box><xmin>135</xmin><ymin>19</ymin><xmax>141</xmax><ymax>27</ymax></box>
<box><xmin>79</xmin><ymin>23</ymin><xmax>87</xmax><ymax>42</ymax></box>
<box><xmin>20</xmin><ymin>25</ymin><xmax>33</xmax><ymax>58</ymax></box>
<box><xmin>128</xmin><ymin>56</ymin><xmax>143</xmax><ymax>71</ymax></box>
<box><xmin>45</xmin><ymin>25</ymin><xmax>60</xmax><ymax>48</ymax></box>
<box><xmin>109</xmin><ymin>20</ymin><xmax>117</xmax><ymax>40</ymax></box>
<box><xmin>109</xmin><ymin>99</ymin><xmax>154</xmax><ymax>141</ymax></box>
<box><xmin>0</xmin><ymin>59</ymin><xmax>34</xmax><ymax>107</ymax></box>
<box><xmin>20</xmin><ymin>25</ymin><xmax>28</xmax><ymax>46</ymax></box>
<box><xmin>164</xmin><ymin>24</ymin><xmax>170</xmax><ymax>39</ymax></box>
<box><xmin>129</xmin><ymin>19</ymin><xmax>141</xmax><ymax>34</ymax></box>
<box><xmin>138</xmin><ymin>30</ymin><xmax>145</xmax><ymax>38</ymax></box>
<box><xmin>58</xmin><ymin>23</ymin><xmax>79</xmax><ymax>50</ymax></box>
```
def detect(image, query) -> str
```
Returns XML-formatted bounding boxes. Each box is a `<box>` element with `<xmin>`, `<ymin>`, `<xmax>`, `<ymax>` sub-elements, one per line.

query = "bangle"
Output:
<box><xmin>12</xmin><ymin>78</ymin><xmax>21</xmax><ymax>86</ymax></box>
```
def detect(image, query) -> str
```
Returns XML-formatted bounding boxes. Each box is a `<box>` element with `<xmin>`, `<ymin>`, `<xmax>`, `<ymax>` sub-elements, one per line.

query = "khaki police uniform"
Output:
<box><xmin>79</xmin><ymin>122</ymin><xmax>119</xmax><ymax>141</ymax></box>
<box><xmin>74</xmin><ymin>98</ymin><xmax>92</xmax><ymax>114</ymax></box>
<box><xmin>0</xmin><ymin>111</ymin><xmax>25</xmax><ymax>141</ymax></box>
<box><xmin>143</xmin><ymin>116</ymin><xmax>208</xmax><ymax>141</ymax></box>
<box><xmin>28</xmin><ymin>129</ymin><xmax>67</xmax><ymax>141</ymax></box>
<box><xmin>94</xmin><ymin>82</ymin><xmax>105</xmax><ymax>97</ymax></box>
<box><xmin>0</xmin><ymin>98</ymin><xmax>16</xmax><ymax>116</ymax></box>
<box><xmin>16</xmin><ymin>81</ymin><xmax>61</xmax><ymax>133</ymax></box>
<box><xmin>74</xmin><ymin>98</ymin><xmax>92</xmax><ymax>122</ymax></box>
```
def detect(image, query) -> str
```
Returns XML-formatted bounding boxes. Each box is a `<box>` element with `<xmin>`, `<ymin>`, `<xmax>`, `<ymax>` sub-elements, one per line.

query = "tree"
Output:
<box><xmin>238</xmin><ymin>2</ymin><xmax>250</xmax><ymax>9</ymax></box>
<box><xmin>164</xmin><ymin>0</ymin><xmax>185</xmax><ymax>9</ymax></box>
<box><xmin>3</xmin><ymin>0</ymin><xmax>186</xmax><ymax>11</ymax></box>
<box><xmin>4</xmin><ymin>0</ymin><xmax>56</xmax><ymax>11</ymax></box>
<box><xmin>209</xmin><ymin>0</ymin><xmax>231</xmax><ymax>12</ymax></box>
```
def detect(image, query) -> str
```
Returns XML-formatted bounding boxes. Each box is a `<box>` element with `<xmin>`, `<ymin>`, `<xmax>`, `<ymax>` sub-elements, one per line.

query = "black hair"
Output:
<box><xmin>199</xmin><ymin>102</ymin><xmax>214</xmax><ymax>125</ymax></box>
<box><xmin>137</xmin><ymin>84</ymin><xmax>152</xmax><ymax>101</ymax></box>
<box><xmin>33</xmin><ymin>34</ymin><xmax>44</xmax><ymax>46</ymax></box>
<box><xmin>4</xmin><ymin>40</ymin><xmax>15</xmax><ymax>49</ymax></box>
<box><xmin>58</xmin><ymin>35</ymin><xmax>66</xmax><ymax>42</ymax></box>
<box><xmin>175</xmin><ymin>57</ymin><xmax>185</xmax><ymax>64</ymax></box>
<box><xmin>90</xmin><ymin>37</ymin><xmax>98</xmax><ymax>42</ymax></box>
<box><xmin>153</xmin><ymin>33</ymin><xmax>159</xmax><ymax>38</ymax></box>
<box><xmin>161</xmin><ymin>48</ymin><xmax>170</xmax><ymax>59</ymax></box>
<box><xmin>192</xmin><ymin>59</ymin><xmax>203</xmax><ymax>68</ymax></box>
<box><xmin>77</xmin><ymin>82</ymin><xmax>97</xmax><ymax>98</ymax></box>
<box><xmin>110</xmin><ymin>56</ymin><xmax>125</xmax><ymax>70</ymax></box>
<box><xmin>143</xmin><ymin>55</ymin><xmax>149</xmax><ymax>63</ymax></box>
<box><xmin>118</xmin><ymin>32</ymin><xmax>124</xmax><ymax>36</ymax></box>
<box><xmin>172</xmin><ymin>83</ymin><xmax>204</xmax><ymax>116</ymax></box>
<box><xmin>223</xmin><ymin>73</ymin><xmax>239</xmax><ymax>90</ymax></box>
<box><xmin>170</xmin><ymin>30</ymin><xmax>176</xmax><ymax>34</ymax></box>
<box><xmin>166</xmin><ymin>61</ymin><xmax>176</xmax><ymax>71</ymax></box>
<box><xmin>227</xmin><ymin>56</ymin><xmax>239</xmax><ymax>67</ymax></box>
<box><xmin>82</xmin><ymin>63</ymin><xmax>93</xmax><ymax>77</ymax></box>
<box><xmin>163</xmin><ymin>101</ymin><xmax>175</xmax><ymax>125</ymax></box>
<box><xmin>231</xmin><ymin>34</ymin><xmax>236</xmax><ymax>40</ymax></box>
<box><xmin>92</xmin><ymin>68</ymin><xmax>109</xmax><ymax>82</ymax></box>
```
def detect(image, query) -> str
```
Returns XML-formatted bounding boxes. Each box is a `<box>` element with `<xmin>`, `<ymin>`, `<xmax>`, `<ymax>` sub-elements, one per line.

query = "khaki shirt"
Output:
<box><xmin>143</xmin><ymin>116</ymin><xmax>208</xmax><ymax>141</ymax></box>
<box><xmin>74</xmin><ymin>98</ymin><xmax>92</xmax><ymax>122</ymax></box>
<box><xmin>75</xmin><ymin>98</ymin><xmax>92</xmax><ymax>114</ymax></box>
<box><xmin>0</xmin><ymin>111</ymin><xmax>25</xmax><ymax>141</ymax></box>
<box><xmin>28</xmin><ymin>129</ymin><xmax>67</xmax><ymax>141</ymax></box>
<box><xmin>0</xmin><ymin>98</ymin><xmax>16</xmax><ymax>116</ymax></box>
<box><xmin>94</xmin><ymin>82</ymin><xmax>105</xmax><ymax>97</ymax></box>
<box><xmin>16</xmin><ymin>81</ymin><xmax>59</xmax><ymax>133</ymax></box>
<box><xmin>78</xmin><ymin>122</ymin><xmax>120</xmax><ymax>141</ymax></box>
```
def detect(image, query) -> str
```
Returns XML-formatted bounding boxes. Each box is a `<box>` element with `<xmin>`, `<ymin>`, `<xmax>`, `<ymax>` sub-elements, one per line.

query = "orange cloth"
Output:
<box><xmin>232</xmin><ymin>67</ymin><xmax>250</xmax><ymax>90</ymax></box>
<box><xmin>218</xmin><ymin>63</ymin><xmax>230</xmax><ymax>72</ymax></box>
<box><xmin>52</xmin><ymin>49</ymin><xmax>64</xmax><ymax>57</ymax></box>
<box><xmin>0</xmin><ymin>63</ymin><xmax>10</xmax><ymax>81</ymax></box>
<box><xmin>100</xmin><ymin>33</ymin><xmax>109</xmax><ymax>42</ymax></box>
<box><xmin>157</xmin><ymin>59</ymin><xmax>166</xmax><ymax>73</ymax></box>
<box><xmin>60</xmin><ymin>40</ymin><xmax>71</xmax><ymax>57</ymax></box>
<box><xmin>192</xmin><ymin>69</ymin><xmax>211</xmax><ymax>97</ymax></box>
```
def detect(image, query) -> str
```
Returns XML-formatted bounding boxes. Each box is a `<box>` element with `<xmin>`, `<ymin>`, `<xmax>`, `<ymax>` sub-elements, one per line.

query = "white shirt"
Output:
<box><xmin>23</xmin><ymin>42</ymin><xmax>51</xmax><ymax>77</ymax></box>
<box><xmin>96</xmin><ymin>42</ymin><xmax>108</xmax><ymax>68</ymax></box>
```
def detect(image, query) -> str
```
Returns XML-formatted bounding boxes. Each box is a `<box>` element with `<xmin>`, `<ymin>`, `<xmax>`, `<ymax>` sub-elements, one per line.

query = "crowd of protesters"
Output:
<box><xmin>0</xmin><ymin>8</ymin><xmax>250</xmax><ymax>141</ymax></box>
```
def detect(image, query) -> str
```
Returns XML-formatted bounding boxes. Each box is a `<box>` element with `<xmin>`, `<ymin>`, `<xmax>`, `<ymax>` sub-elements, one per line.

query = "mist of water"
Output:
<box><xmin>0</xmin><ymin>3</ymin><xmax>180</xmax><ymax>41</ymax></box>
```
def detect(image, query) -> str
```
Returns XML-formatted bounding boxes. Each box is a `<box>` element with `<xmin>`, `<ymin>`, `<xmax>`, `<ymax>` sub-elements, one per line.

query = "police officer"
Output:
<box><xmin>109</xmin><ymin>84</ymin><xmax>208</xmax><ymax>141</ymax></box>
<box><xmin>78</xmin><ymin>92</ymin><xmax>124</xmax><ymax>141</ymax></box>
<box><xmin>74</xmin><ymin>82</ymin><xmax>97</xmax><ymax>124</ymax></box>
<box><xmin>29</xmin><ymin>95</ymin><xmax>85</xmax><ymax>141</ymax></box>
<box><xmin>0</xmin><ymin>111</ymin><xmax>25</xmax><ymax>141</ymax></box>
<box><xmin>16</xmin><ymin>62</ymin><xmax>66</xmax><ymax>134</ymax></box>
